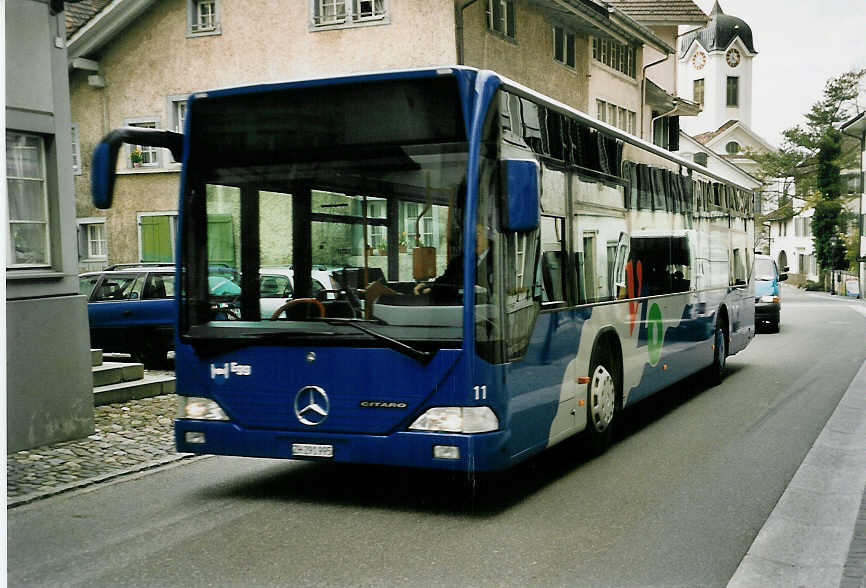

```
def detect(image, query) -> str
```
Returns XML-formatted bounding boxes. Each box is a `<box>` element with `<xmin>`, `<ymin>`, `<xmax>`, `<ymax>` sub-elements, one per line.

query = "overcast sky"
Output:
<box><xmin>689</xmin><ymin>0</ymin><xmax>866</xmax><ymax>147</ymax></box>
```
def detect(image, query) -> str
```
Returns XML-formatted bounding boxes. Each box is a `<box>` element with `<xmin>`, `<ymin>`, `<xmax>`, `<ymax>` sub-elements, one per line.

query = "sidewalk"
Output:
<box><xmin>6</xmin><ymin>374</ymin><xmax>198</xmax><ymax>507</ymax></box>
<box><xmin>729</xmin><ymin>357</ymin><xmax>866</xmax><ymax>587</ymax></box>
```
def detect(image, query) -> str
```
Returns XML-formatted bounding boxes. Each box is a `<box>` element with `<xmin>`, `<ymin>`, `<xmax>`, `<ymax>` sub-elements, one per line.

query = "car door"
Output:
<box><xmin>87</xmin><ymin>272</ymin><xmax>145</xmax><ymax>351</ymax></box>
<box><xmin>137</xmin><ymin>272</ymin><xmax>176</xmax><ymax>346</ymax></box>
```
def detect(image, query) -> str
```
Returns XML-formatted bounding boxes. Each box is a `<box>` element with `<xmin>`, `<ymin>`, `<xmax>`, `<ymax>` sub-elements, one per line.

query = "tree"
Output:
<box><xmin>747</xmin><ymin>68</ymin><xmax>865</xmax><ymax>281</ymax></box>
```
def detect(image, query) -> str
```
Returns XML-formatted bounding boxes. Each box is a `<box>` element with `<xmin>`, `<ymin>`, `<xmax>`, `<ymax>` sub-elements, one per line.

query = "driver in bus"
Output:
<box><xmin>414</xmin><ymin>223</ymin><xmax>491</xmax><ymax>296</ymax></box>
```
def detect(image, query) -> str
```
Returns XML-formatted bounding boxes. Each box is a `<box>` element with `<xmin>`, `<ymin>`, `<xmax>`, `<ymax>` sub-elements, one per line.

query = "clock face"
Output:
<box><xmin>726</xmin><ymin>48</ymin><xmax>741</xmax><ymax>67</ymax></box>
<box><xmin>692</xmin><ymin>50</ymin><xmax>706</xmax><ymax>70</ymax></box>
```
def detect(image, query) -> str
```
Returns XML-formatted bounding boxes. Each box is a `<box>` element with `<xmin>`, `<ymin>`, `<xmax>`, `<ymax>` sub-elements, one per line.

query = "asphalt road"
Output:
<box><xmin>8</xmin><ymin>287</ymin><xmax>866</xmax><ymax>587</ymax></box>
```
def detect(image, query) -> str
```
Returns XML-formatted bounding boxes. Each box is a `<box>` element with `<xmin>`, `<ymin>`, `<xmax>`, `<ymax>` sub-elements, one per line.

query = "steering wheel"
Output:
<box><xmin>269</xmin><ymin>298</ymin><xmax>326</xmax><ymax>320</ymax></box>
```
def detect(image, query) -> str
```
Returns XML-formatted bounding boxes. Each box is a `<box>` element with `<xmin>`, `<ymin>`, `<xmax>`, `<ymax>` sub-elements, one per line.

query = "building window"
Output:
<box><xmin>138</xmin><ymin>213</ymin><xmax>178</xmax><ymax>262</ymax></box>
<box><xmin>727</xmin><ymin>76</ymin><xmax>739</xmax><ymax>107</ymax></box>
<box><xmin>592</xmin><ymin>37</ymin><xmax>636</xmax><ymax>78</ymax></box>
<box><xmin>693</xmin><ymin>78</ymin><xmax>704</xmax><ymax>106</ymax></box>
<box><xmin>486</xmin><ymin>0</ymin><xmax>515</xmax><ymax>39</ymax></box>
<box><xmin>553</xmin><ymin>25</ymin><xmax>575</xmax><ymax>68</ymax></box>
<box><xmin>187</xmin><ymin>0</ymin><xmax>220</xmax><ymax>36</ymax></box>
<box><xmin>71</xmin><ymin>123</ymin><xmax>82</xmax><ymax>175</ymax></box>
<box><xmin>312</xmin><ymin>0</ymin><xmax>387</xmax><ymax>29</ymax></box>
<box><xmin>125</xmin><ymin>118</ymin><xmax>161</xmax><ymax>169</ymax></box>
<box><xmin>652</xmin><ymin>112</ymin><xmax>668</xmax><ymax>148</ymax></box>
<box><xmin>173</xmin><ymin>100</ymin><xmax>187</xmax><ymax>134</ymax></box>
<box><xmin>78</xmin><ymin>219</ymin><xmax>107</xmax><ymax>260</ymax></box>
<box><xmin>694</xmin><ymin>152</ymin><xmax>708</xmax><ymax>166</ymax></box>
<box><xmin>167</xmin><ymin>95</ymin><xmax>189</xmax><ymax>162</ymax></box>
<box><xmin>725</xmin><ymin>141</ymin><xmax>740</xmax><ymax>154</ymax></box>
<box><xmin>7</xmin><ymin>132</ymin><xmax>50</xmax><ymax>267</ymax></box>
<box><xmin>404</xmin><ymin>202</ymin><xmax>435</xmax><ymax>247</ymax></box>
<box><xmin>595</xmin><ymin>99</ymin><xmax>636</xmax><ymax>134</ymax></box>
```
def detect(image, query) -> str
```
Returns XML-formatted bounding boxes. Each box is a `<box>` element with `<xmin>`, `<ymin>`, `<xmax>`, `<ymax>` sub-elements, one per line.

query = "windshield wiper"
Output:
<box><xmin>325</xmin><ymin>319</ymin><xmax>433</xmax><ymax>363</ymax></box>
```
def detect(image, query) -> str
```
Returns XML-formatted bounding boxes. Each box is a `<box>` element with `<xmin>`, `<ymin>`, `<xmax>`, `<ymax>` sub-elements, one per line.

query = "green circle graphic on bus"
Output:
<box><xmin>647</xmin><ymin>303</ymin><xmax>663</xmax><ymax>365</ymax></box>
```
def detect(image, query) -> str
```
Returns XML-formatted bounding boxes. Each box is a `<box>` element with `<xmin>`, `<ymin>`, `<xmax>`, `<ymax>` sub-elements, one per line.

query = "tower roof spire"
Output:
<box><xmin>679</xmin><ymin>0</ymin><xmax>756</xmax><ymax>55</ymax></box>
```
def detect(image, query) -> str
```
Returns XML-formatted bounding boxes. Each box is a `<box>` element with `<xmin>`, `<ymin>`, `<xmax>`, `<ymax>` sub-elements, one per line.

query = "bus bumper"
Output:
<box><xmin>175</xmin><ymin>420</ymin><xmax>512</xmax><ymax>472</ymax></box>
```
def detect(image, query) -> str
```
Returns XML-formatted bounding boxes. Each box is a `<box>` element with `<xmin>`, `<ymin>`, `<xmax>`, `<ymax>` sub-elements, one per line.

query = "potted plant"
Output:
<box><xmin>398</xmin><ymin>232</ymin><xmax>408</xmax><ymax>253</ymax></box>
<box><xmin>130</xmin><ymin>148</ymin><xmax>143</xmax><ymax>168</ymax></box>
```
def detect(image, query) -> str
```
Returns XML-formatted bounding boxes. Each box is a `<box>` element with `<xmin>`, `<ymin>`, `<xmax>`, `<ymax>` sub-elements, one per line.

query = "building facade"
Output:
<box><xmin>841</xmin><ymin>113</ymin><xmax>865</xmax><ymax>298</ymax></box>
<box><xmin>67</xmin><ymin>0</ymin><xmax>708</xmax><ymax>269</ymax></box>
<box><xmin>6</xmin><ymin>0</ymin><xmax>94</xmax><ymax>452</ymax></box>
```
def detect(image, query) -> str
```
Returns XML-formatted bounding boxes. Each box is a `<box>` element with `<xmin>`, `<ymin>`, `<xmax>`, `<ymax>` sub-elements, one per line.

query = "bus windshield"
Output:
<box><xmin>180</xmin><ymin>75</ymin><xmax>477</xmax><ymax>351</ymax></box>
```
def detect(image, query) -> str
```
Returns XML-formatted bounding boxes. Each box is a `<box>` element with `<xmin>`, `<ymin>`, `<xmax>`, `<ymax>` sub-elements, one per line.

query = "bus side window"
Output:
<box><xmin>669</xmin><ymin>236</ymin><xmax>691</xmax><ymax>293</ymax></box>
<box><xmin>538</xmin><ymin>215</ymin><xmax>565</xmax><ymax>304</ymax></box>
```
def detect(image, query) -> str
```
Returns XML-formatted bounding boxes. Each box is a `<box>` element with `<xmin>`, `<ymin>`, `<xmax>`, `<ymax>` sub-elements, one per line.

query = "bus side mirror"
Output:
<box><xmin>779</xmin><ymin>273</ymin><xmax>788</xmax><ymax>282</ymax></box>
<box><xmin>501</xmin><ymin>159</ymin><xmax>540</xmax><ymax>232</ymax></box>
<box><xmin>91</xmin><ymin>127</ymin><xmax>184</xmax><ymax>209</ymax></box>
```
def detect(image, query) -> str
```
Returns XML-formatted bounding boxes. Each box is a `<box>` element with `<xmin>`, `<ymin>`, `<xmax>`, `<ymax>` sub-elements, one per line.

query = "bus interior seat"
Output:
<box><xmin>145</xmin><ymin>276</ymin><xmax>166</xmax><ymax>299</ymax></box>
<box><xmin>321</xmin><ymin>300</ymin><xmax>357</xmax><ymax>318</ymax></box>
<box><xmin>332</xmin><ymin>267</ymin><xmax>386</xmax><ymax>290</ymax></box>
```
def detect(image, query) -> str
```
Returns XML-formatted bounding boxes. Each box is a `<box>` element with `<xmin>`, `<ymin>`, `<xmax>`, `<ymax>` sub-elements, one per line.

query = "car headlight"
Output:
<box><xmin>177</xmin><ymin>396</ymin><xmax>230</xmax><ymax>420</ymax></box>
<box><xmin>760</xmin><ymin>295</ymin><xmax>779</xmax><ymax>303</ymax></box>
<box><xmin>409</xmin><ymin>406</ymin><xmax>498</xmax><ymax>433</ymax></box>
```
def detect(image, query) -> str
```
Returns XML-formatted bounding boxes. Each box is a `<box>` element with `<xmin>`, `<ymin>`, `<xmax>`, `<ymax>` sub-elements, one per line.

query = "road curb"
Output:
<box><xmin>7</xmin><ymin>453</ymin><xmax>208</xmax><ymax>509</ymax></box>
<box><xmin>728</xmin><ymin>359</ymin><xmax>866</xmax><ymax>587</ymax></box>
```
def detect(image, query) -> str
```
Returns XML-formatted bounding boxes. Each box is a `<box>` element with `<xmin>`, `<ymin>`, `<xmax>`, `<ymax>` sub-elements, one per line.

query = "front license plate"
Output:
<box><xmin>292</xmin><ymin>443</ymin><xmax>334</xmax><ymax>458</ymax></box>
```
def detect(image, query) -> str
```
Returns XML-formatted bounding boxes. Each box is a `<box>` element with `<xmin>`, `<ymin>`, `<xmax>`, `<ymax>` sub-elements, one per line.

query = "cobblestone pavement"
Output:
<box><xmin>7</xmin><ymin>383</ymin><xmax>194</xmax><ymax>506</ymax></box>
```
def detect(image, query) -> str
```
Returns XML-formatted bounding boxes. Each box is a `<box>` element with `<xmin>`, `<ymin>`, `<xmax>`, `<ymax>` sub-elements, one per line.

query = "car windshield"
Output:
<box><xmin>755</xmin><ymin>258</ymin><xmax>774</xmax><ymax>281</ymax></box>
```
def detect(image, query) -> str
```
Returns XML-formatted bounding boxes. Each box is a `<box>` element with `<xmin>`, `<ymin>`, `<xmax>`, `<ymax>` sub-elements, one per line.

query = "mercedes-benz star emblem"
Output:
<box><xmin>294</xmin><ymin>386</ymin><xmax>330</xmax><ymax>426</ymax></box>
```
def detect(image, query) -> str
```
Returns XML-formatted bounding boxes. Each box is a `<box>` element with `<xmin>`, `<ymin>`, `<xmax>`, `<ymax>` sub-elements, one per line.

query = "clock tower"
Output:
<box><xmin>678</xmin><ymin>1</ymin><xmax>757</xmax><ymax>135</ymax></box>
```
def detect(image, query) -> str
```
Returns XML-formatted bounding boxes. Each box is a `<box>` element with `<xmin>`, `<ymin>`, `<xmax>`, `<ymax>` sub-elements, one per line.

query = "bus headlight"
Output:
<box><xmin>409</xmin><ymin>406</ymin><xmax>498</xmax><ymax>433</ymax></box>
<box><xmin>177</xmin><ymin>396</ymin><xmax>230</xmax><ymax>421</ymax></box>
<box><xmin>760</xmin><ymin>295</ymin><xmax>779</xmax><ymax>303</ymax></box>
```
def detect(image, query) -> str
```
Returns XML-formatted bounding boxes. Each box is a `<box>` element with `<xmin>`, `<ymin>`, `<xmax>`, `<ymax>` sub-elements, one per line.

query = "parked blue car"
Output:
<box><xmin>754</xmin><ymin>254</ymin><xmax>787</xmax><ymax>333</ymax></box>
<box><xmin>79</xmin><ymin>264</ymin><xmax>178</xmax><ymax>367</ymax></box>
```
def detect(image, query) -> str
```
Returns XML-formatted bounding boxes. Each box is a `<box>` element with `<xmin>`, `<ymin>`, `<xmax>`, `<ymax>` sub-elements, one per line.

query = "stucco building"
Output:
<box><xmin>6</xmin><ymin>0</ymin><xmax>94</xmax><ymax>452</ymax></box>
<box><xmin>66</xmin><ymin>0</ymin><xmax>708</xmax><ymax>269</ymax></box>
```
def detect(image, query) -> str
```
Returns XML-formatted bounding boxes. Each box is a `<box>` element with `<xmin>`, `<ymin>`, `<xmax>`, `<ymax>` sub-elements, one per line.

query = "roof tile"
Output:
<box><xmin>607</xmin><ymin>0</ymin><xmax>707</xmax><ymax>24</ymax></box>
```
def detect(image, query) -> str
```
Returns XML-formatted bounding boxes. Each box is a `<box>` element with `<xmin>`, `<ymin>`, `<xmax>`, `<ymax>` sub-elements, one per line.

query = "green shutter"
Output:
<box><xmin>140</xmin><ymin>215</ymin><xmax>173</xmax><ymax>262</ymax></box>
<box><xmin>207</xmin><ymin>214</ymin><xmax>235</xmax><ymax>264</ymax></box>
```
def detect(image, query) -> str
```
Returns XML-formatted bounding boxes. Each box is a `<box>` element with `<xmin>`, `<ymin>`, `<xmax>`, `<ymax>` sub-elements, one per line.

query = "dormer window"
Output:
<box><xmin>725</xmin><ymin>141</ymin><xmax>740</xmax><ymax>154</ymax></box>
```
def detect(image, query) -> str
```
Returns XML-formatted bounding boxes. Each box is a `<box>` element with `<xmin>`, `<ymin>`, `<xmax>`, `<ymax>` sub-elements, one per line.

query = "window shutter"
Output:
<box><xmin>140</xmin><ymin>216</ymin><xmax>173</xmax><ymax>262</ymax></box>
<box><xmin>668</xmin><ymin>116</ymin><xmax>680</xmax><ymax>151</ymax></box>
<box><xmin>77</xmin><ymin>224</ymin><xmax>87</xmax><ymax>261</ymax></box>
<box><xmin>207</xmin><ymin>214</ymin><xmax>235</xmax><ymax>264</ymax></box>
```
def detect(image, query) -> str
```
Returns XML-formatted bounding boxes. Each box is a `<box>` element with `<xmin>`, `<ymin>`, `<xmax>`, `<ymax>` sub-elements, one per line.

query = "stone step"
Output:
<box><xmin>93</xmin><ymin>373</ymin><xmax>176</xmax><ymax>406</ymax></box>
<box><xmin>91</xmin><ymin>348</ymin><xmax>103</xmax><ymax>367</ymax></box>
<box><xmin>92</xmin><ymin>361</ymin><xmax>145</xmax><ymax>388</ymax></box>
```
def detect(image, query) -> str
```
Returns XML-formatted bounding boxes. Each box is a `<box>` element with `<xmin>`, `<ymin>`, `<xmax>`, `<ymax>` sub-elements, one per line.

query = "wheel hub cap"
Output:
<box><xmin>590</xmin><ymin>365</ymin><xmax>615</xmax><ymax>432</ymax></box>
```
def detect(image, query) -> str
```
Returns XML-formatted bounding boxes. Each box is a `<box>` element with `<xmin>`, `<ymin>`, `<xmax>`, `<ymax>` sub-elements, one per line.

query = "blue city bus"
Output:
<box><xmin>91</xmin><ymin>67</ymin><xmax>755</xmax><ymax>471</ymax></box>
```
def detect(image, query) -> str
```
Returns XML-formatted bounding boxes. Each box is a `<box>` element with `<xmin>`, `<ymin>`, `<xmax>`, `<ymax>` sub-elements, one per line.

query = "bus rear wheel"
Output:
<box><xmin>586</xmin><ymin>348</ymin><xmax>619</xmax><ymax>455</ymax></box>
<box><xmin>704</xmin><ymin>324</ymin><xmax>727</xmax><ymax>386</ymax></box>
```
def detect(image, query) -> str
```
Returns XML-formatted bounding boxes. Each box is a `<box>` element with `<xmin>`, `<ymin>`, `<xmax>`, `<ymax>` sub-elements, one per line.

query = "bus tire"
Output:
<box><xmin>704</xmin><ymin>323</ymin><xmax>727</xmax><ymax>386</ymax></box>
<box><xmin>585</xmin><ymin>345</ymin><xmax>619</xmax><ymax>455</ymax></box>
<box><xmin>134</xmin><ymin>337</ymin><xmax>169</xmax><ymax>369</ymax></box>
